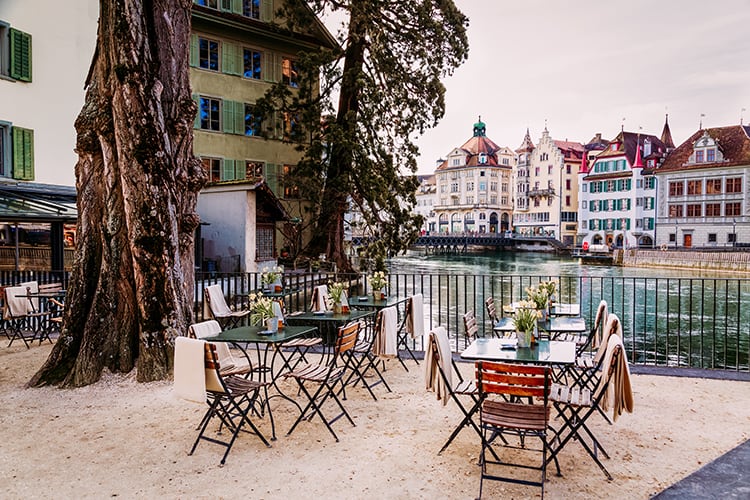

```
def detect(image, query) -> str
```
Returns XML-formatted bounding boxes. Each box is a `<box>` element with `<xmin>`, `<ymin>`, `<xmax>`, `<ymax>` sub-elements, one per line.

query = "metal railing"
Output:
<box><xmin>195</xmin><ymin>271</ymin><xmax>750</xmax><ymax>372</ymax></box>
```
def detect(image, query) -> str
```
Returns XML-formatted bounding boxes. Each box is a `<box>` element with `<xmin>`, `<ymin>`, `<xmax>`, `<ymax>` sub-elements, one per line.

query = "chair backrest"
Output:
<box><xmin>404</xmin><ymin>293</ymin><xmax>425</xmax><ymax>338</ymax></box>
<box><xmin>335</xmin><ymin>321</ymin><xmax>360</xmax><ymax>355</ymax></box>
<box><xmin>485</xmin><ymin>297</ymin><xmax>497</xmax><ymax>323</ymax></box>
<box><xmin>310</xmin><ymin>285</ymin><xmax>330</xmax><ymax>312</ymax></box>
<box><xmin>39</xmin><ymin>282</ymin><xmax>63</xmax><ymax>293</ymax></box>
<box><xmin>20</xmin><ymin>280</ymin><xmax>40</xmax><ymax>312</ymax></box>
<box><xmin>189</xmin><ymin>320</ymin><xmax>239</xmax><ymax>370</ymax></box>
<box><xmin>593</xmin><ymin>333</ymin><xmax>623</xmax><ymax>402</ymax></box>
<box><xmin>476</xmin><ymin>361</ymin><xmax>550</xmax><ymax>418</ymax></box>
<box><xmin>428</xmin><ymin>327</ymin><xmax>457</xmax><ymax>390</ymax></box>
<box><xmin>463</xmin><ymin>310</ymin><xmax>478</xmax><ymax>341</ymax></box>
<box><xmin>203</xmin><ymin>342</ymin><xmax>228</xmax><ymax>394</ymax></box>
<box><xmin>591</xmin><ymin>300</ymin><xmax>609</xmax><ymax>347</ymax></box>
<box><xmin>4</xmin><ymin>285</ymin><xmax>32</xmax><ymax>318</ymax></box>
<box><xmin>204</xmin><ymin>285</ymin><xmax>232</xmax><ymax>318</ymax></box>
<box><xmin>593</xmin><ymin>313</ymin><xmax>620</xmax><ymax>365</ymax></box>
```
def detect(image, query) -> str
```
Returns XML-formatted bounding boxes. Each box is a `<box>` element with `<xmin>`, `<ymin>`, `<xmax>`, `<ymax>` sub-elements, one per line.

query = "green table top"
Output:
<box><xmin>461</xmin><ymin>339</ymin><xmax>576</xmax><ymax>365</ymax></box>
<box><xmin>204</xmin><ymin>324</ymin><xmax>316</xmax><ymax>344</ymax></box>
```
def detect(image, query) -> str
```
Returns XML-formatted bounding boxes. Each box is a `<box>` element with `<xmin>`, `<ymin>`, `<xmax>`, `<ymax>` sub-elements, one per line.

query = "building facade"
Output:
<box><xmin>655</xmin><ymin>124</ymin><xmax>750</xmax><ymax>249</ymax></box>
<box><xmin>190</xmin><ymin>0</ymin><xmax>336</xmax><ymax>271</ymax></box>
<box><xmin>0</xmin><ymin>1</ymin><xmax>97</xmax><ymax>186</ymax></box>
<box><xmin>513</xmin><ymin>127</ymin><xmax>583</xmax><ymax>246</ymax></box>
<box><xmin>414</xmin><ymin>174</ymin><xmax>437</xmax><ymax>234</ymax></box>
<box><xmin>578</xmin><ymin>127</ymin><xmax>669</xmax><ymax>249</ymax></box>
<box><xmin>433</xmin><ymin>120</ymin><xmax>514</xmax><ymax>235</ymax></box>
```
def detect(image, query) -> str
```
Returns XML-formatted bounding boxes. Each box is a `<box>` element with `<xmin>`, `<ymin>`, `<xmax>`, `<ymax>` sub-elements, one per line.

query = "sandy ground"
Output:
<box><xmin>1</xmin><ymin>341</ymin><xmax>749</xmax><ymax>499</ymax></box>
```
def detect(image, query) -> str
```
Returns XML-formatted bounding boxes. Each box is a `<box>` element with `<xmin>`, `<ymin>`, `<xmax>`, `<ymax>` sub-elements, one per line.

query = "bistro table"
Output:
<box><xmin>350</xmin><ymin>294</ymin><xmax>408</xmax><ymax>311</ymax></box>
<box><xmin>204</xmin><ymin>323</ymin><xmax>318</xmax><ymax>439</ymax></box>
<box><xmin>502</xmin><ymin>301</ymin><xmax>581</xmax><ymax>317</ymax></box>
<box><xmin>493</xmin><ymin>316</ymin><xmax>586</xmax><ymax>339</ymax></box>
<box><xmin>286</xmin><ymin>309</ymin><xmax>375</xmax><ymax>345</ymax></box>
<box><xmin>461</xmin><ymin>338</ymin><xmax>577</xmax><ymax>365</ymax></box>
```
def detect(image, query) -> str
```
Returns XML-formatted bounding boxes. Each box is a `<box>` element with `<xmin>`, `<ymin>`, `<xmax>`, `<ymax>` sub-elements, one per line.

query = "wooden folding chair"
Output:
<box><xmin>284</xmin><ymin>322</ymin><xmax>359</xmax><ymax>441</ymax></box>
<box><xmin>184</xmin><ymin>339</ymin><xmax>271</xmax><ymax>465</ymax></box>
<box><xmin>476</xmin><ymin>361</ymin><xmax>555</xmax><ymax>499</ymax></box>
<box><xmin>4</xmin><ymin>284</ymin><xmax>52</xmax><ymax>348</ymax></box>
<box><xmin>396</xmin><ymin>294</ymin><xmax>422</xmax><ymax>369</ymax></box>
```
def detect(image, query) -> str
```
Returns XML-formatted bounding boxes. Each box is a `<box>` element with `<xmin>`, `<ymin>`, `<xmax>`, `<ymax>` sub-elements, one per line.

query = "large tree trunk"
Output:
<box><xmin>312</xmin><ymin>0</ymin><xmax>368</xmax><ymax>272</ymax></box>
<box><xmin>29</xmin><ymin>0</ymin><xmax>205</xmax><ymax>388</ymax></box>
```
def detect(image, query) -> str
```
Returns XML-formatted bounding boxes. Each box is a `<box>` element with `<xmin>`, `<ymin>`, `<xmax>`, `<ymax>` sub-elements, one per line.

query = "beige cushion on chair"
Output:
<box><xmin>189</xmin><ymin>320</ymin><xmax>250</xmax><ymax>376</ymax></box>
<box><xmin>174</xmin><ymin>337</ymin><xmax>206</xmax><ymax>403</ymax></box>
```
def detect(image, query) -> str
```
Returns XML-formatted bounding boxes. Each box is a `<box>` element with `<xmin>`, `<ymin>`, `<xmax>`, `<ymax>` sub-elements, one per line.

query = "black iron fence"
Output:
<box><xmin>3</xmin><ymin>269</ymin><xmax>745</xmax><ymax>373</ymax></box>
<box><xmin>195</xmin><ymin>271</ymin><xmax>750</xmax><ymax>373</ymax></box>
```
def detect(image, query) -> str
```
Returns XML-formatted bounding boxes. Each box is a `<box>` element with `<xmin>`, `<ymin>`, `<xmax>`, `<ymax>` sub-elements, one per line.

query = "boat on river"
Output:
<box><xmin>571</xmin><ymin>243</ymin><xmax>613</xmax><ymax>264</ymax></box>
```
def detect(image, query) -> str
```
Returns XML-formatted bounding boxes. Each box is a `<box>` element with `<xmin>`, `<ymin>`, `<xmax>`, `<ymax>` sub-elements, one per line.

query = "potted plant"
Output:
<box><xmin>513</xmin><ymin>300</ymin><xmax>540</xmax><ymax>347</ymax></box>
<box><xmin>525</xmin><ymin>284</ymin><xmax>550</xmax><ymax>321</ymax></box>
<box><xmin>327</xmin><ymin>281</ymin><xmax>346</xmax><ymax>314</ymax></box>
<box><xmin>260</xmin><ymin>264</ymin><xmax>283</xmax><ymax>292</ymax></box>
<box><xmin>248</xmin><ymin>292</ymin><xmax>278</xmax><ymax>332</ymax></box>
<box><xmin>367</xmin><ymin>271</ymin><xmax>388</xmax><ymax>300</ymax></box>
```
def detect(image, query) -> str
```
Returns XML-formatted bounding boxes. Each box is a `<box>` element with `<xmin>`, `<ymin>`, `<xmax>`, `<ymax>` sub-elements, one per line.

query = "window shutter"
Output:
<box><xmin>192</xmin><ymin>94</ymin><xmax>201</xmax><ymax>129</ymax></box>
<box><xmin>222</xmin><ymin>41</ymin><xmax>240</xmax><ymax>75</ymax></box>
<box><xmin>222</xmin><ymin>158</ymin><xmax>235</xmax><ymax>181</ymax></box>
<box><xmin>235</xmin><ymin>102</ymin><xmax>245</xmax><ymax>135</ymax></box>
<box><xmin>264</xmin><ymin>52</ymin><xmax>278</xmax><ymax>82</ymax></box>
<box><xmin>9</xmin><ymin>28</ymin><xmax>32</xmax><ymax>82</ymax></box>
<box><xmin>12</xmin><ymin>127</ymin><xmax>34</xmax><ymax>180</ymax></box>
<box><xmin>265</xmin><ymin>163</ymin><xmax>279</xmax><ymax>195</ymax></box>
<box><xmin>261</xmin><ymin>0</ymin><xmax>274</xmax><ymax>22</ymax></box>
<box><xmin>223</xmin><ymin>99</ymin><xmax>236</xmax><ymax>134</ymax></box>
<box><xmin>189</xmin><ymin>34</ymin><xmax>199</xmax><ymax>67</ymax></box>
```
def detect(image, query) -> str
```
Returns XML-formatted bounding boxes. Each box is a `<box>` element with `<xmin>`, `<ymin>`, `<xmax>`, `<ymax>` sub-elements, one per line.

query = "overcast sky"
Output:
<box><xmin>411</xmin><ymin>0</ymin><xmax>750</xmax><ymax>173</ymax></box>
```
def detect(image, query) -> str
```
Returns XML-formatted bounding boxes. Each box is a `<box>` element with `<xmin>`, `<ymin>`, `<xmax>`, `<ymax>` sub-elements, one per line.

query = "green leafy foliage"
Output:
<box><xmin>255</xmin><ymin>0</ymin><xmax>469</xmax><ymax>271</ymax></box>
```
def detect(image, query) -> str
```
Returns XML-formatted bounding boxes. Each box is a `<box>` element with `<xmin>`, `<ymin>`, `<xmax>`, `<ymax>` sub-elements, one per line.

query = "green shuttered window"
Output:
<box><xmin>12</xmin><ymin>127</ymin><xmax>34</xmax><ymax>180</ymax></box>
<box><xmin>9</xmin><ymin>27</ymin><xmax>32</xmax><ymax>82</ymax></box>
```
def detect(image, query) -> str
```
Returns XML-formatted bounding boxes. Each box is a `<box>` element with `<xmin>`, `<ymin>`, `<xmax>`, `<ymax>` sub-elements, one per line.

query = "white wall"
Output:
<box><xmin>0</xmin><ymin>0</ymin><xmax>98</xmax><ymax>186</ymax></box>
<box><xmin>197</xmin><ymin>188</ymin><xmax>254</xmax><ymax>273</ymax></box>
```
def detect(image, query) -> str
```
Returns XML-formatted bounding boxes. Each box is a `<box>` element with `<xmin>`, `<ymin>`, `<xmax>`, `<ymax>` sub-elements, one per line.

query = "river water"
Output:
<box><xmin>386</xmin><ymin>251</ymin><xmax>750</xmax><ymax>371</ymax></box>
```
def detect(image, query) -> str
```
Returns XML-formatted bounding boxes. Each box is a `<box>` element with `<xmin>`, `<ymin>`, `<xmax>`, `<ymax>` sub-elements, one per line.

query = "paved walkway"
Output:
<box><xmin>652</xmin><ymin>438</ymin><xmax>750</xmax><ymax>499</ymax></box>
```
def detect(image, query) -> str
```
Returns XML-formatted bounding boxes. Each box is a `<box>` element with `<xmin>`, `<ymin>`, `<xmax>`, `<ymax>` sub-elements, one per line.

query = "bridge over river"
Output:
<box><xmin>351</xmin><ymin>234</ymin><xmax>566</xmax><ymax>254</ymax></box>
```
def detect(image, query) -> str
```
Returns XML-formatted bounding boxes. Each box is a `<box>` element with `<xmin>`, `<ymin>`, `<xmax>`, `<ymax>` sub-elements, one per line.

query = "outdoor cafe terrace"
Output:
<box><xmin>2</xmin><ymin>269</ymin><xmax>749</xmax><ymax>498</ymax></box>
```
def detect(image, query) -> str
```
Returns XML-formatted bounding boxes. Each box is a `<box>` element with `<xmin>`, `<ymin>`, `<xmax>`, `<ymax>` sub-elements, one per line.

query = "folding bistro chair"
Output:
<box><xmin>276</xmin><ymin>301</ymin><xmax>323</xmax><ymax>371</ymax></box>
<box><xmin>188</xmin><ymin>320</ymin><xmax>252</xmax><ymax>378</ymax></box>
<box><xmin>397</xmin><ymin>293</ymin><xmax>424</xmax><ymax>369</ymax></box>
<box><xmin>284</xmin><ymin>321</ymin><xmax>360</xmax><ymax>442</ymax></box>
<box><xmin>548</xmin><ymin>332</ymin><xmax>631</xmax><ymax>480</ymax></box>
<box><xmin>176</xmin><ymin>337</ymin><xmax>271</xmax><ymax>465</ymax></box>
<box><xmin>424</xmin><ymin>326</ymin><xmax>485</xmax><ymax>456</ymax></box>
<box><xmin>3</xmin><ymin>284</ymin><xmax>52</xmax><ymax>347</ymax></box>
<box><xmin>463</xmin><ymin>309</ymin><xmax>479</xmax><ymax>344</ymax></box>
<box><xmin>344</xmin><ymin>307</ymin><xmax>397</xmax><ymax>401</ymax></box>
<box><xmin>476</xmin><ymin>360</ymin><xmax>555</xmax><ymax>500</ymax></box>
<box><xmin>485</xmin><ymin>296</ymin><xmax>499</xmax><ymax>324</ymax></box>
<box><xmin>203</xmin><ymin>284</ymin><xmax>250</xmax><ymax>329</ymax></box>
<box><xmin>309</xmin><ymin>284</ymin><xmax>330</xmax><ymax>312</ymax></box>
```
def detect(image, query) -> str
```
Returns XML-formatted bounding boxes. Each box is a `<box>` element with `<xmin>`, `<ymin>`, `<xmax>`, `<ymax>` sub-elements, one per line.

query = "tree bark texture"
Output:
<box><xmin>29</xmin><ymin>0</ymin><xmax>205</xmax><ymax>387</ymax></box>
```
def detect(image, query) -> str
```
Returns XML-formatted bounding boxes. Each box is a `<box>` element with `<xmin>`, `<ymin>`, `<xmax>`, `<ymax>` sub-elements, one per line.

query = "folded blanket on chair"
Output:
<box><xmin>373</xmin><ymin>306</ymin><xmax>398</xmax><ymax>358</ymax></box>
<box><xmin>405</xmin><ymin>294</ymin><xmax>425</xmax><ymax>339</ymax></box>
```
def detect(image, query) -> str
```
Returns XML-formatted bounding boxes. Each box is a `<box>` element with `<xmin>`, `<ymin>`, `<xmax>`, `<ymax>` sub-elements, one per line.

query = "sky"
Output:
<box><xmin>410</xmin><ymin>0</ymin><xmax>750</xmax><ymax>173</ymax></box>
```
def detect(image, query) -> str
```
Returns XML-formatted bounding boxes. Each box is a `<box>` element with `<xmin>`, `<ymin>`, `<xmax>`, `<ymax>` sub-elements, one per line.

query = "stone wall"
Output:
<box><xmin>619</xmin><ymin>249</ymin><xmax>750</xmax><ymax>273</ymax></box>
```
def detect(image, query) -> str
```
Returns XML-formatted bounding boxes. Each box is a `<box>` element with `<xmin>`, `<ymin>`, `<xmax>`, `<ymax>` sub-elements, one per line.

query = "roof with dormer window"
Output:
<box><xmin>658</xmin><ymin>125</ymin><xmax>750</xmax><ymax>172</ymax></box>
<box><xmin>595</xmin><ymin>131</ymin><xmax>667</xmax><ymax>167</ymax></box>
<box><xmin>436</xmin><ymin>121</ymin><xmax>505</xmax><ymax>170</ymax></box>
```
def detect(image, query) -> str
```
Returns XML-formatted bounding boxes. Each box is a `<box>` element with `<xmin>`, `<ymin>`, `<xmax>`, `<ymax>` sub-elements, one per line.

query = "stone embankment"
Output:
<box><xmin>618</xmin><ymin>249</ymin><xmax>750</xmax><ymax>273</ymax></box>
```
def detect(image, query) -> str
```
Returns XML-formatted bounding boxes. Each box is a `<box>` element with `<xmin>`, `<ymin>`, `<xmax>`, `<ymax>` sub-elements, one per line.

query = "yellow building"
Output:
<box><xmin>190</xmin><ymin>1</ymin><xmax>336</xmax><ymax>271</ymax></box>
